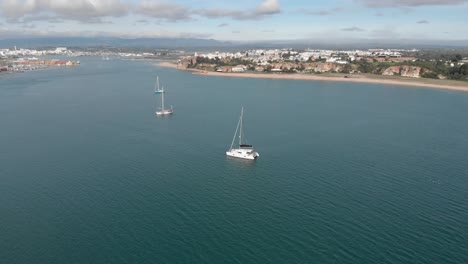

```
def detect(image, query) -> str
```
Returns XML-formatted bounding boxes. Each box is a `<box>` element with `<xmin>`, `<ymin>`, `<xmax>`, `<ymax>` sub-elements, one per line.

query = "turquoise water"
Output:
<box><xmin>1</xmin><ymin>57</ymin><xmax>467</xmax><ymax>263</ymax></box>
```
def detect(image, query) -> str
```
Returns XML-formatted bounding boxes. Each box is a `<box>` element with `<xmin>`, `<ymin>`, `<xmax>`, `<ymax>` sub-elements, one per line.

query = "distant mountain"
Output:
<box><xmin>0</xmin><ymin>37</ymin><xmax>232</xmax><ymax>49</ymax></box>
<box><xmin>1</xmin><ymin>36</ymin><xmax>467</xmax><ymax>50</ymax></box>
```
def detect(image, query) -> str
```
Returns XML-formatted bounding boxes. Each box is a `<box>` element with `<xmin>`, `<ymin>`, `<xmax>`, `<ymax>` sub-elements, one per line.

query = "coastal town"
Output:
<box><xmin>177</xmin><ymin>48</ymin><xmax>468</xmax><ymax>80</ymax></box>
<box><xmin>0</xmin><ymin>47</ymin><xmax>80</xmax><ymax>73</ymax></box>
<box><xmin>2</xmin><ymin>46</ymin><xmax>467</xmax><ymax>82</ymax></box>
<box><xmin>0</xmin><ymin>46</ymin><xmax>187</xmax><ymax>73</ymax></box>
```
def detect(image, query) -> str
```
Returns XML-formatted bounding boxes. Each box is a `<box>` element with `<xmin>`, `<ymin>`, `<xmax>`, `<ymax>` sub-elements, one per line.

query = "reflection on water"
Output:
<box><xmin>225</xmin><ymin>155</ymin><xmax>258</xmax><ymax>169</ymax></box>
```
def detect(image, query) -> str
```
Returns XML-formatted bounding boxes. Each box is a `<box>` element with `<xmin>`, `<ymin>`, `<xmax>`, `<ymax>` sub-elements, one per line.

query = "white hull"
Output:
<box><xmin>226</xmin><ymin>148</ymin><xmax>259</xmax><ymax>160</ymax></box>
<box><xmin>155</xmin><ymin>109</ymin><xmax>173</xmax><ymax>115</ymax></box>
<box><xmin>226</xmin><ymin>107</ymin><xmax>259</xmax><ymax>160</ymax></box>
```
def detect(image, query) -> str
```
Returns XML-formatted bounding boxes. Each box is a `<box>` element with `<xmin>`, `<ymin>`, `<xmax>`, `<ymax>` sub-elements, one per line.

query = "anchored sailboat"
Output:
<box><xmin>226</xmin><ymin>107</ymin><xmax>259</xmax><ymax>160</ymax></box>
<box><xmin>154</xmin><ymin>76</ymin><xmax>164</xmax><ymax>94</ymax></box>
<box><xmin>155</xmin><ymin>84</ymin><xmax>173</xmax><ymax>116</ymax></box>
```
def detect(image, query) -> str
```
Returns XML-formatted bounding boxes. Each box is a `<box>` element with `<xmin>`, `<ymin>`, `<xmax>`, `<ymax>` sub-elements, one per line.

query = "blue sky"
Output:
<box><xmin>0</xmin><ymin>0</ymin><xmax>467</xmax><ymax>42</ymax></box>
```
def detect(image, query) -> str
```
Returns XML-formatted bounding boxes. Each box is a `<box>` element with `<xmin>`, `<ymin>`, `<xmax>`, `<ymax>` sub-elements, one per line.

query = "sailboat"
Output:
<box><xmin>155</xmin><ymin>85</ymin><xmax>173</xmax><ymax>116</ymax></box>
<box><xmin>226</xmin><ymin>107</ymin><xmax>259</xmax><ymax>160</ymax></box>
<box><xmin>154</xmin><ymin>76</ymin><xmax>164</xmax><ymax>94</ymax></box>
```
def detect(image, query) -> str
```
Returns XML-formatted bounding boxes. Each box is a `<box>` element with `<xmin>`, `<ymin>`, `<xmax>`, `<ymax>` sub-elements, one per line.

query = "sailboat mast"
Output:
<box><xmin>239</xmin><ymin>107</ymin><xmax>243</xmax><ymax>146</ymax></box>
<box><xmin>156</xmin><ymin>76</ymin><xmax>159</xmax><ymax>91</ymax></box>
<box><xmin>161</xmin><ymin>87</ymin><xmax>165</xmax><ymax>110</ymax></box>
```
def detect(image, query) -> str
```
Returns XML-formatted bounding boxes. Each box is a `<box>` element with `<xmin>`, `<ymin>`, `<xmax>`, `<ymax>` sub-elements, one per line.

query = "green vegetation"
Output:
<box><xmin>421</xmin><ymin>72</ymin><xmax>439</xmax><ymax>79</ymax></box>
<box><xmin>352</xmin><ymin>57</ymin><xmax>468</xmax><ymax>80</ymax></box>
<box><xmin>191</xmin><ymin>56</ymin><xmax>252</xmax><ymax>68</ymax></box>
<box><xmin>354</xmin><ymin>59</ymin><xmax>376</xmax><ymax>73</ymax></box>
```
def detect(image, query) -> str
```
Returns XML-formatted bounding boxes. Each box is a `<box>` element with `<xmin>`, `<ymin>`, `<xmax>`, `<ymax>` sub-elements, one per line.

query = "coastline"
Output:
<box><xmin>156</xmin><ymin>61</ymin><xmax>468</xmax><ymax>92</ymax></box>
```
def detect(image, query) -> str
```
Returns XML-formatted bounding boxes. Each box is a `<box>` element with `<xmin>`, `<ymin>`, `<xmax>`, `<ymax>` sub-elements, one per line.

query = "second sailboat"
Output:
<box><xmin>155</xmin><ymin>78</ymin><xmax>173</xmax><ymax>116</ymax></box>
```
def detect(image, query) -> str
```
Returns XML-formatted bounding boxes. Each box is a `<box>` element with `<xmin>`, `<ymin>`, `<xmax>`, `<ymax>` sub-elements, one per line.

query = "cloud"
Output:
<box><xmin>255</xmin><ymin>0</ymin><xmax>280</xmax><ymax>15</ymax></box>
<box><xmin>0</xmin><ymin>27</ymin><xmax>212</xmax><ymax>39</ymax></box>
<box><xmin>0</xmin><ymin>0</ymin><xmax>280</xmax><ymax>24</ymax></box>
<box><xmin>262</xmin><ymin>29</ymin><xmax>275</xmax><ymax>32</ymax></box>
<box><xmin>298</xmin><ymin>7</ymin><xmax>343</xmax><ymax>16</ymax></box>
<box><xmin>136</xmin><ymin>1</ymin><xmax>192</xmax><ymax>21</ymax></box>
<box><xmin>79</xmin><ymin>18</ymin><xmax>114</xmax><ymax>24</ymax></box>
<box><xmin>22</xmin><ymin>24</ymin><xmax>36</xmax><ymax>29</ymax></box>
<box><xmin>195</xmin><ymin>8</ymin><xmax>247</xmax><ymax>19</ymax></box>
<box><xmin>341</xmin><ymin>26</ymin><xmax>365</xmax><ymax>32</ymax></box>
<box><xmin>195</xmin><ymin>0</ymin><xmax>280</xmax><ymax>20</ymax></box>
<box><xmin>375</xmin><ymin>12</ymin><xmax>384</xmax><ymax>16</ymax></box>
<box><xmin>0</xmin><ymin>0</ymin><xmax>37</xmax><ymax>18</ymax></box>
<box><xmin>136</xmin><ymin>19</ymin><xmax>149</xmax><ymax>24</ymax></box>
<box><xmin>232</xmin><ymin>30</ymin><xmax>240</xmax><ymax>34</ymax></box>
<box><xmin>26</xmin><ymin>15</ymin><xmax>64</xmax><ymax>23</ymax></box>
<box><xmin>0</xmin><ymin>0</ymin><xmax>129</xmax><ymax>23</ymax></box>
<box><xmin>417</xmin><ymin>20</ymin><xmax>429</xmax><ymax>23</ymax></box>
<box><xmin>218</xmin><ymin>23</ymin><xmax>228</xmax><ymax>27</ymax></box>
<box><xmin>136</xmin><ymin>0</ymin><xmax>280</xmax><ymax>21</ymax></box>
<box><xmin>6</xmin><ymin>14</ymin><xmax>64</xmax><ymax>24</ymax></box>
<box><xmin>357</xmin><ymin>0</ymin><xmax>468</xmax><ymax>7</ymax></box>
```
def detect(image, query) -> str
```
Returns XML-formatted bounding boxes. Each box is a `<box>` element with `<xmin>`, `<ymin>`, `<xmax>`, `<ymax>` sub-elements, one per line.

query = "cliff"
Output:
<box><xmin>381</xmin><ymin>65</ymin><xmax>429</xmax><ymax>78</ymax></box>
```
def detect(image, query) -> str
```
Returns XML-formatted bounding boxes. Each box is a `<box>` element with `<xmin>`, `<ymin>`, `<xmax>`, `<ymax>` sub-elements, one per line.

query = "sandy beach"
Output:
<box><xmin>156</xmin><ymin>61</ymin><xmax>468</xmax><ymax>92</ymax></box>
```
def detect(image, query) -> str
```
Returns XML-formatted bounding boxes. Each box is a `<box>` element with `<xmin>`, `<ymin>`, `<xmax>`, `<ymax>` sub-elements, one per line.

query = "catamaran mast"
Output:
<box><xmin>229</xmin><ymin>114</ymin><xmax>241</xmax><ymax>150</ymax></box>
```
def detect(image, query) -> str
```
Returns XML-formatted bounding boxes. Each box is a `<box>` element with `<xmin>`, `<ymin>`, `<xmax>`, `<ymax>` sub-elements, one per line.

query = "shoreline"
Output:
<box><xmin>156</xmin><ymin>61</ymin><xmax>468</xmax><ymax>92</ymax></box>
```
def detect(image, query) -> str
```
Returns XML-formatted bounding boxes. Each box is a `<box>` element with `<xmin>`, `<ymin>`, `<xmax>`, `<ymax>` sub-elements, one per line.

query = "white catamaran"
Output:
<box><xmin>155</xmin><ymin>84</ymin><xmax>173</xmax><ymax>116</ymax></box>
<box><xmin>154</xmin><ymin>76</ymin><xmax>164</xmax><ymax>94</ymax></box>
<box><xmin>226</xmin><ymin>107</ymin><xmax>259</xmax><ymax>160</ymax></box>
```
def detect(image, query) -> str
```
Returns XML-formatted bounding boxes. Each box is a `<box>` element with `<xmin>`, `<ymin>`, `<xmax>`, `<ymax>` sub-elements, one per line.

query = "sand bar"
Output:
<box><xmin>156</xmin><ymin>61</ymin><xmax>468</xmax><ymax>92</ymax></box>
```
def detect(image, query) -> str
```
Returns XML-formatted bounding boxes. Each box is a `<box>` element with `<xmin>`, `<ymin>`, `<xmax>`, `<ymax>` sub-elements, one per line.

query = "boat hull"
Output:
<box><xmin>226</xmin><ymin>149</ymin><xmax>259</xmax><ymax>160</ymax></box>
<box><xmin>155</xmin><ymin>110</ymin><xmax>173</xmax><ymax>115</ymax></box>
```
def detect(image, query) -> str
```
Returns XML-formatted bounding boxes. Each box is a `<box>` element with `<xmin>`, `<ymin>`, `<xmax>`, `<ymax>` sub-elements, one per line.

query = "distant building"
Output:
<box><xmin>232</xmin><ymin>65</ymin><xmax>247</xmax><ymax>72</ymax></box>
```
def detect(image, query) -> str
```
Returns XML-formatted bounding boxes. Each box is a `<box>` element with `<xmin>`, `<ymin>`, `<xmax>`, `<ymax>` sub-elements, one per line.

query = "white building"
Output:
<box><xmin>232</xmin><ymin>65</ymin><xmax>247</xmax><ymax>72</ymax></box>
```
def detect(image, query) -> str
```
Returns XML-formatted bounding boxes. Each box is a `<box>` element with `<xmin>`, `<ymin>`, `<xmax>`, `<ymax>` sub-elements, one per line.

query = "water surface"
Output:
<box><xmin>1</xmin><ymin>57</ymin><xmax>467</xmax><ymax>263</ymax></box>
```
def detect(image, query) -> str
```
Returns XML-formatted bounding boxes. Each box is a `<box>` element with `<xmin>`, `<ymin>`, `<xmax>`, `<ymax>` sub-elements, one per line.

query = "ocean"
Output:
<box><xmin>1</xmin><ymin>57</ymin><xmax>467</xmax><ymax>263</ymax></box>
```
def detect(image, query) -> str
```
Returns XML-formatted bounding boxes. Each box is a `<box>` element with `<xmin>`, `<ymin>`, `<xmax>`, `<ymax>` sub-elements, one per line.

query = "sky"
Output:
<box><xmin>0</xmin><ymin>0</ymin><xmax>467</xmax><ymax>42</ymax></box>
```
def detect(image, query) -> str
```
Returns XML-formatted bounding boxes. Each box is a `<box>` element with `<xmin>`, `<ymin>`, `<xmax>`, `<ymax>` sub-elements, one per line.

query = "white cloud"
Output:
<box><xmin>195</xmin><ymin>8</ymin><xmax>245</xmax><ymax>19</ymax></box>
<box><xmin>195</xmin><ymin>0</ymin><xmax>280</xmax><ymax>20</ymax></box>
<box><xmin>0</xmin><ymin>0</ymin><xmax>129</xmax><ymax>22</ymax></box>
<box><xmin>298</xmin><ymin>7</ymin><xmax>343</xmax><ymax>16</ymax></box>
<box><xmin>357</xmin><ymin>0</ymin><xmax>468</xmax><ymax>7</ymax></box>
<box><xmin>341</xmin><ymin>26</ymin><xmax>365</xmax><ymax>32</ymax></box>
<box><xmin>136</xmin><ymin>1</ymin><xmax>192</xmax><ymax>21</ymax></box>
<box><xmin>256</xmin><ymin>0</ymin><xmax>280</xmax><ymax>15</ymax></box>
<box><xmin>0</xmin><ymin>0</ymin><xmax>37</xmax><ymax>18</ymax></box>
<box><xmin>0</xmin><ymin>0</ymin><xmax>281</xmax><ymax>24</ymax></box>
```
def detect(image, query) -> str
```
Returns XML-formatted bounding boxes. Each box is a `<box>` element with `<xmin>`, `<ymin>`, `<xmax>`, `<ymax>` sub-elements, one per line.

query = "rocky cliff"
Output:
<box><xmin>381</xmin><ymin>65</ymin><xmax>429</xmax><ymax>78</ymax></box>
